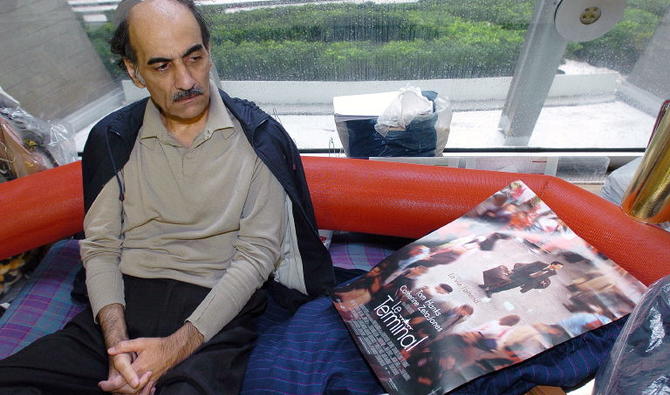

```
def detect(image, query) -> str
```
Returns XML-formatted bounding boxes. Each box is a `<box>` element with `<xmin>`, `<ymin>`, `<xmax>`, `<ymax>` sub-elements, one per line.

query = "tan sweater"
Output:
<box><xmin>80</xmin><ymin>86</ymin><xmax>287</xmax><ymax>341</ymax></box>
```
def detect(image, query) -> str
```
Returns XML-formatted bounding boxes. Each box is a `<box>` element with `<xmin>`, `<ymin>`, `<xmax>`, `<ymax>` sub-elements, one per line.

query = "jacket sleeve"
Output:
<box><xmin>255</xmin><ymin>118</ymin><xmax>335</xmax><ymax>298</ymax></box>
<box><xmin>82</xmin><ymin>121</ymin><xmax>113</xmax><ymax>213</ymax></box>
<box><xmin>79</xmin><ymin>110</ymin><xmax>132</xmax><ymax>318</ymax></box>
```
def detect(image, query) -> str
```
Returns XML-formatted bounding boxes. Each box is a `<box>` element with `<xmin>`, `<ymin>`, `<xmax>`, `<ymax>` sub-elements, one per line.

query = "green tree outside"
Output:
<box><xmin>85</xmin><ymin>0</ymin><xmax>665</xmax><ymax>81</ymax></box>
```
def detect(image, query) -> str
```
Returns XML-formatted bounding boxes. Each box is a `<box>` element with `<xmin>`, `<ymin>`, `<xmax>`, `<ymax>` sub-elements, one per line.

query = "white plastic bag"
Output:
<box><xmin>433</xmin><ymin>95</ymin><xmax>452</xmax><ymax>157</ymax></box>
<box><xmin>0</xmin><ymin>107</ymin><xmax>77</xmax><ymax>168</ymax></box>
<box><xmin>373</xmin><ymin>87</ymin><xmax>453</xmax><ymax>156</ymax></box>
<box><xmin>374</xmin><ymin>87</ymin><xmax>434</xmax><ymax>137</ymax></box>
<box><xmin>593</xmin><ymin>274</ymin><xmax>670</xmax><ymax>395</ymax></box>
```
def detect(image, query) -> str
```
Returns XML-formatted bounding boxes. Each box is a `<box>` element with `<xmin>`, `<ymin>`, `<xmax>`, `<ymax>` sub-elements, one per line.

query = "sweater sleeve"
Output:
<box><xmin>79</xmin><ymin>177</ymin><xmax>126</xmax><ymax>321</ymax></box>
<box><xmin>186</xmin><ymin>158</ymin><xmax>286</xmax><ymax>341</ymax></box>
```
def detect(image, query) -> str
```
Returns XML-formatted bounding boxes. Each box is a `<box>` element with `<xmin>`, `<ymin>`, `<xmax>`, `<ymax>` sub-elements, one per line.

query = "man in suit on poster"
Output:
<box><xmin>481</xmin><ymin>261</ymin><xmax>563</xmax><ymax>296</ymax></box>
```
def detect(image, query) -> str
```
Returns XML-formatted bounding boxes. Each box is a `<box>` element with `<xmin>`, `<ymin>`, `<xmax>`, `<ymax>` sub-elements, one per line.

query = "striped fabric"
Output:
<box><xmin>243</xmin><ymin>295</ymin><xmax>625</xmax><ymax>395</ymax></box>
<box><xmin>0</xmin><ymin>234</ymin><xmax>625</xmax><ymax>394</ymax></box>
<box><xmin>0</xmin><ymin>240</ymin><xmax>85</xmax><ymax>359</ymax></box>
<box><xmin>243</xmin><ymin>297</ymin><xmax>385</xmax><ymax>394</ymax></box>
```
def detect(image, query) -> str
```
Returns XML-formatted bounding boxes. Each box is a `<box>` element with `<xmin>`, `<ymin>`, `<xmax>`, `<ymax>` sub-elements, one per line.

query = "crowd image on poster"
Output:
<box><xmin>332</xmin><ymin>181</ymin><xmax>647</xmax><ymax>395</ymax></box>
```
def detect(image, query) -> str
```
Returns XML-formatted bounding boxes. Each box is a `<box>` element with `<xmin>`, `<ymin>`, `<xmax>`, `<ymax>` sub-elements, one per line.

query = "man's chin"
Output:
<box><xmin>168</xmin><ymin>97</ymin><xmax>209</xmax><ymax>122</ymax></box>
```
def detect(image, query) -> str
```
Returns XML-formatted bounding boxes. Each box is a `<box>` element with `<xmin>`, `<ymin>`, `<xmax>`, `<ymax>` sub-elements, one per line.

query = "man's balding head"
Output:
<box><xmin>110</xmin><ymin>0</ymin><xmax>210</xmax><ymax>72</ymax></box>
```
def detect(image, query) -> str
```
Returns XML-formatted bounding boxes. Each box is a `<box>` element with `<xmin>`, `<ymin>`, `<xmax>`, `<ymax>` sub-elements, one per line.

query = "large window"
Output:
<box><xmin>88</xmin><ymin>0</ymin><xmax>668</xmax><ymax>153</ymax></box>
<box><xmin>2</xmin><ymin>0</ymin><xmax>668</xmax><ymax>158</ymax></box>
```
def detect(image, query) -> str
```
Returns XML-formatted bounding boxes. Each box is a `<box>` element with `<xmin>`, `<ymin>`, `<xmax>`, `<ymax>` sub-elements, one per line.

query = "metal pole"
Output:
<box><xmin>498</xmin><ymin>0</ymin><xmax>568</xmax><ymax>146</ymax></box>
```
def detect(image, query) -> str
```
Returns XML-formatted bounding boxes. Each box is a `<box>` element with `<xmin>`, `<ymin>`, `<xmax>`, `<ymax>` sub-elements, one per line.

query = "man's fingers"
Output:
<box><xmin>137</xmin><ymin>371</ymin><xmax>153</xmax><ymax>391</ymax></box>
<box><xmin>108</xmin><ymin>382</ymin><xmax>139</xmax><ymax>394</ymax></box>
<box><xmin>139</xmin><ymin>379</ymin><xmax>157</xmax><ymax>395</ymax></box>
<box><xmin>114</xmin><ymin>354</ymin><xmax>141</xmax><ymax>389</ymax></box>
<box><xmin>100</xmin><ymin>368</ymin><xmax>151</xmax><ymax>393</ymax></box>
<box><xmin>98</xmin><ymin>374</ymin><xmax>138</xmax><ymax>393</ymax></box>
<box><xmin>98</xmin><ymin>374</ymin><xmax>126</xmax><ymax>392</ymax></box>
<box><xmin>100</xmin><ymin>382</ymin><xmax>134</xmax><ymax>394</ymax></box>
<box><xmin>108</xmin><ymin>338</ymin><xmax>144</xmax><ymax>355</ymax></box>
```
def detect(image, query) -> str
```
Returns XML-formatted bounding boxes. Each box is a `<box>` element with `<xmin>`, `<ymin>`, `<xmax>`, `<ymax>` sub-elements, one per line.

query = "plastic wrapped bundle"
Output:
<box><xmin>0</xmin><ymin>107</ymin><xmax>76</xmax><ymax>181</ymax></box>
<box><xmin>593</xmin><ymin>275</ymin><xmax>670</xmax><ymax>395</ymax></box>
<box><xmin>334</xmin><ymin>88</ymin><xmax>452</xmax><ymax>158</ymax></box>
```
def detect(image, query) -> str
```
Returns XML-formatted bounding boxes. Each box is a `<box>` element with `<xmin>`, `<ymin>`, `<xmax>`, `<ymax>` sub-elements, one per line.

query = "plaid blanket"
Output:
<box><xmin>0</xmin><ymin>240</ymin><xmax>84</xmax><ymax>358</ymax></box>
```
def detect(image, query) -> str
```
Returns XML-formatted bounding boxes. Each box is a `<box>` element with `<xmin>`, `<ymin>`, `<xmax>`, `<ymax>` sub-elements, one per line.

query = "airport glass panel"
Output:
<box><xmin>1</xmin><ymin>0</ymin><xmax>668</xmax><ymax>157</ymax></box>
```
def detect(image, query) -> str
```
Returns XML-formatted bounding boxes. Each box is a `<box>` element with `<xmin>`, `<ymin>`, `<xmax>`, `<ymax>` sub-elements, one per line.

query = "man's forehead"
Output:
<box><xmin>127</xmin><ymin>0</ymin><xmax>190</xmax><ymax>23</ymax></box>
<box><xmin>126</xmin><ymin>0</ymin><xmax>204</xmax><ymax>60</ymax></box>
<box><xmin>117</xmin><ymin>0</ymin><xmax>193</xmax><ymax>28</ymax></box>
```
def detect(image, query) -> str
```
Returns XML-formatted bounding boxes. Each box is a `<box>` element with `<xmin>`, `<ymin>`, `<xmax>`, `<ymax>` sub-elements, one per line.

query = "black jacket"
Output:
<box><xmin>77</xmin><ymin>89</ymin><xmax>334</xmax><ymax>308</ymax></box>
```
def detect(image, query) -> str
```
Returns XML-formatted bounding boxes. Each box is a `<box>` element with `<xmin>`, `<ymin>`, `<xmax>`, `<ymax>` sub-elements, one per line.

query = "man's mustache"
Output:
<box><xmin>173</xmin><ymin>87</ymin><xmax>204</xmax><ymax>102</ymax></box>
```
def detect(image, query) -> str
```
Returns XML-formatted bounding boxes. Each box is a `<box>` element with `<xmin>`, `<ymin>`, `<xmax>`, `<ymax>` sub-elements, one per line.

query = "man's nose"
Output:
<box><xmin>174</xmin><ymin>62</ymin><xmax>197</xmax><ymax>91</ymax></box>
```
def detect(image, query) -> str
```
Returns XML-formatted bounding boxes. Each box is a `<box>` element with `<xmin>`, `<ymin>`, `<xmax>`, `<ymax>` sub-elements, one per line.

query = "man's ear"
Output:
<box><xmin>123</xmin><ymin>58</ymin><xmax>146</xmax><ymax>88</ymax></box>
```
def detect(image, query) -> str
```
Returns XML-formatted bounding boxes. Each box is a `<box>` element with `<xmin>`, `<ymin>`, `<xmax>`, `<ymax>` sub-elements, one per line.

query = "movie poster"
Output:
<box><xmin>332</xmin><ymin>181</ymin><xmax>647</xmax><ymax>395</ymax></box>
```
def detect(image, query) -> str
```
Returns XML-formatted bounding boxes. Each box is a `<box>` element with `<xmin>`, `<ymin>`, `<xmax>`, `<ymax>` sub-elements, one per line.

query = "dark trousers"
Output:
<box><xmin>0</xmin><ymin>276</ymin><xmax>267</xmax><ymax>395</ymax></box>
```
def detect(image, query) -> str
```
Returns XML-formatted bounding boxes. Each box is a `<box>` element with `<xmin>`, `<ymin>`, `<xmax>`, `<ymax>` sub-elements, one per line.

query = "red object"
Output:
<box><xmin>303</xmin><ymin>157</ymin><xmax>670</xmax><ymax>286</ymax></box>
<box><xmin>1</xmin><ymin>157</ymin><xmax>668</xmax><ymax>286</ymax></box>
<box><xmin>0</xmin><ymin>161</ymin><xmax>83</xmax><ymax>260</ymax></box>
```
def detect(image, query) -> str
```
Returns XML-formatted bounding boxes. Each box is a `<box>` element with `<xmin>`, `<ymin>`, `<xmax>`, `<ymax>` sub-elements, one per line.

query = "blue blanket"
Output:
<box><xmin>242</xmin><ymin>291</ymin><xmax>624</xmax><ymax>395</ymax></box>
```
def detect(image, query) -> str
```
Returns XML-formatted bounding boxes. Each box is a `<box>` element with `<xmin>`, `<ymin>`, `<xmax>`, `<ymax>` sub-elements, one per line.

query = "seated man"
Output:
<box><xmin>0</xmin><ymin>0</ymin><xmax>333</xmax><ymax>393</ymax></box>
